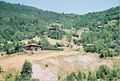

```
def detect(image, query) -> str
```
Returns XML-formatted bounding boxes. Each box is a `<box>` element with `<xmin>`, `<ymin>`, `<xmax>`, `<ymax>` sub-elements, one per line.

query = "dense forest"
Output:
<box><xmin>0</xmin><ymin>1</ymin><xmax>119</xmax><ymax>58</ymax></box>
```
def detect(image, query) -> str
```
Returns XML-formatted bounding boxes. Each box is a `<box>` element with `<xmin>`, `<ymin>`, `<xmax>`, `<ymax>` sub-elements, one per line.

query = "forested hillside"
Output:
<box><xmin>0</xmin><ymin>1</ymin><xmax>119</xmax><ymax>57</ymax></box>
<box><xmin>0</xmin><ymin>1</ymin><xmax>120</xmax><ymax>81</ymax></box>
<box><xmin>0</xmin><ymin>1</ymin><xmax>119</xmax><ymax>42</ymax></box>
<box><xmin>81</xmin><ymin>19</ymin><xmax>120</xmax><ymax>58</ymax></box>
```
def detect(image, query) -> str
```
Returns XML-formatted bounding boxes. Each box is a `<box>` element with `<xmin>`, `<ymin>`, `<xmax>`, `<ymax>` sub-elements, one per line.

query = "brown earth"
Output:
<box><xmin>0</xmin><ymin>50</ymin><xmax>119</xmax><ymax>81</ymax></box>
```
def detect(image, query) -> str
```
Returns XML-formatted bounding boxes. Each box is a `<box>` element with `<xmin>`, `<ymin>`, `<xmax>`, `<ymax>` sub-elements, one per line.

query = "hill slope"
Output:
<box><xmin>0</xmin><ymin>1</ymin><xmax>119</xmax><ymax>42</ymax></box>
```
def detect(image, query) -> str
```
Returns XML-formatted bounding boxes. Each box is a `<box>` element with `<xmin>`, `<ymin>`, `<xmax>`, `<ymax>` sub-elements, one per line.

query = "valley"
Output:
<box><xmin>0</xmin><ymin>1</ymin><xmax>119</xmax><ymax>81</ymax></box>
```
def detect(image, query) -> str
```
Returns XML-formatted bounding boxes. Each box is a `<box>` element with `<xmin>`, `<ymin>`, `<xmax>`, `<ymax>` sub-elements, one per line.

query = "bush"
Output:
<box><xmin>73</xmin><ymin>39</ymin><xmax>81</xmax><ymax>46</ymax></box>
<box><xmin>99</xmin><ymin>48</ymin><xmax>117</xmax><ymax>58</ymax></box>
<box><xmin>84</xmin><ymin>44</ymin><xmax>96</xmax><ymax>53</ymax></box>
<box><xmin>39</xmin><ymin>37</ymin><xmax>50</xmax><ymax>50</ymax></box>
<box><xmin>87</xmin><ymin>72</ymin><xmax>97</xmax><ymax>81</ymax></box>
<box><xmin>15</xmin><ymin>74</ymin><xmax>22</xmax><ymax>81</ymax></box>
<box><xmin>66</xmin><ymin>71</ymin><xmax>86</xmax><ymax>81</ymax></box>
<box><xmin>15</xmin><ymin>74</ymin><xmax>30</xmax><ymax>81</ymax></box>
<box><xmin>54</xmin><ymin>42</ymin><xmax>64</xmax><ymax>47</ymax></box>
<box><xmin>66</xmin><ymin>32</ymin><xmax>73</xmax><ymax>42</ymax></box>
<box><xmin>107</xmin><ymin>68</ymin><xmax>120</xmax><ymax>81</ymax></box>
<box><xmin>14</xmin><ymin>42</ymin><xmax>24</xmax><ymax>52</ymax></box>
<box><xmin>39</xmin><ymin>37</ymin><xmax>64</xmax><ymax>51</ymax></box>
<box><xmin>0</xmin><ymin>65</ymin><xmax>3</xmax><ymax>73</ymax></box>
<box><xmin>15</xmin><ymin>69</ymin><xmax>40</xmax><ymax>81</ymax></box>
<box><xmin>66</xmin><ymin>72</ymin><xmax>76</xmax><ymax>81</ymax></box>
<box><xmin>76</xmin><ymin>71</ymin><xmax>83</xmax><ymax>80</ymax></box>
<box><xmin>96</xmin><ymin>65</ymin><xmax>110</xmax><ymax>79</ymax></box>
<box><xmin>73</xmin><ymin>33</ymin><xmax>79</xmax><ymax>38</ymax></box>
<box><xmin>5</xmin><ymin>73</ymin><xmax>14</xmax><ymax>81</ymax></box>
<box><xmin>31</xmin><ymin>79</ymin><xmax>40</xmax><ymax>81</ymax></box>
<box><xmin>0</xmin><ymin>44</ymin><xmax>4</xmax><ymax>52</ymax></box>
<box><xmin>6</xmin><ymin>46</ymin><xmax>16</xmax><ymax>54</ymax></box>
<box><xmin>3</xmin><ymin>42</ymin><xmax>25</xmax><ymax>54</ymax></box>
<box><xmin>48</xmin><ymin>29</ymin><xmax>64</xmax><ymax>40</ymax></box>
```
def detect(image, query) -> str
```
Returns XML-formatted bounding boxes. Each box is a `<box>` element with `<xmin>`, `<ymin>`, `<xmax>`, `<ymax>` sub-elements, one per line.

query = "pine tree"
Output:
<box><xmin>21</xmin><ymin>60</ymin><xmax>32</xmax><ymax>79</ymax></box>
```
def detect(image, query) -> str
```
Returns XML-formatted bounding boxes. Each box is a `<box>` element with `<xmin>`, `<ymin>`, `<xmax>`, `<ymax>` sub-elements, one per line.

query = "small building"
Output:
<box><xmin>24</xmin><ymin>44</ymin><xmax>41</xmax><ymax>51</ymax></box>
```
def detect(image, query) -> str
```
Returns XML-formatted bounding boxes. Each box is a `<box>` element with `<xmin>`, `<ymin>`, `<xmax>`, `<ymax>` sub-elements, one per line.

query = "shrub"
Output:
<box><xmin>87</xmin><ymin>72</ymin><xmax>97</xmax><ymax>81</ymax></box>
<box><xmin>76</xmin><ymin>71</ymin><xmax>83</xmax><ymax>80</ymax></box>
<box><xmin>73</xmin><ymin>34</ymin><xmax>79</xmax><ymax>38</ymax></box>
<box><xmin>99</xmin><ymin>48</ymin><xmax>117</xmax><ymax>58</ymax></box>
<box><xmin>14</xmin><ymin>42</ymin><xmax>25</xmax><ymax>52</ymax></box>
<box><xmin>66</xmin><ymin>72</ymin><xmax>85</xmax><ymax>81</ymax></box>
<box><xmin>6</xmin><ymin>46</ymin><xmax>16</xmax><ymax>54</ymax></box>
<box><xmin>39</xmin><ymin>37</ymin><xmax>50</xmax><ymax>50</ymax></box>
<box><xmin>66</xmin><ymin>32</ymin><xmax>73</xmax><ymax>42</ymax></box>
<box><xmin>0</xmin><ymin>44</ymin><xmax>4</xmax><ymax>52</ymax></box>
<box><xmin>54</xmin><ymin>42</ymin><xmax>64</xmax><ymax>47</ymax></box>
<box><xmin>73</xmin><ymin>39</ymin><xmax>81</xmax><ymax>46</ymax></box>
<box><xmin>31</xmin><ymin>79</ymin><xmax>40</xmax><ymax>81</ymax></box>
<box><xmin>66</xmin><ymin>72</ymin><xmax>76</xmax><ymax>81</ymax></box>
<box><xmin>48</xmin><ymin>29</ymin><xmax>64</xmax><ymax>40</ymax></box>
<box><xmin>15</xmin><ymin>74</ymin><xmax>22</xmax><ymax>81</ymax></box>
<box><xmin>96</xmin><ymin>65</ymin><xmax>110</xmax><ymax>79</ymax></box>
<box><xmin>0</xmin><ymin>65</ymin><xmax>3</xmax><ymax>73</ymax></box>
<box><xmin>84</xmin><ymin>44</ymin><xmax>96</xmax><ymax>53</ymax></box>
<box><xmin>5</xmin><ymin>73</ymin><xmax>14</xmax><ymax>81</ymax></box>
<box><xmin>107</xmin><ymin>68</ymin><xmax>120</xmax><ymax>81</ymax></box>
<box><xmin>39</xmin><ymin>37</ymin><xmax>64</xmax><ymax>51</ymax></box>
<box><xmin>3</xmin><ymin>42</ymin><xmax>25</xmax><ymax>54</ymax></box>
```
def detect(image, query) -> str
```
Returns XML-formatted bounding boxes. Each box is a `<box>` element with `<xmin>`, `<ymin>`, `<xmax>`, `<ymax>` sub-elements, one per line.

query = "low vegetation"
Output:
<box><xmin>0</xmin><ymin>42</ymin><xmax>24</xmax><ymax>54</ymax></box>
<box><xmin>66</xmin><ymin>65</ymin><xmax>120</xmax><ymax>81</ymax></box>
<box><xmin>0</xmin><ymin>65</ymin><xmax>3</xmax><ymax>73</ymax></box>
<box><xmin>39</xmin><ymin>37</ymin><xmax>64</xmax><ymax>51</ymax></box>
<box><xmin>73</xmin><ymin>39</ymin><xmax>82</xmax><ymax>46</ymax></box>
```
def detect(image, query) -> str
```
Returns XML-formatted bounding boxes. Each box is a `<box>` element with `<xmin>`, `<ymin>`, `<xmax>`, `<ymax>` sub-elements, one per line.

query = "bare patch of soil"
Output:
<box><xmin>32</xmin><ymin>53</ymin><xmax>115</xmax><ymax>81</ymax></box>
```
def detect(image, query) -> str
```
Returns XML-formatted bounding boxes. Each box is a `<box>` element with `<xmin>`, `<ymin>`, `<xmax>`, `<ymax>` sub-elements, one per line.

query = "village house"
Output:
<box><xmin>24</xmin><ymin>44</ymin><xmax>41</xmax><ymax>51</ymax></box>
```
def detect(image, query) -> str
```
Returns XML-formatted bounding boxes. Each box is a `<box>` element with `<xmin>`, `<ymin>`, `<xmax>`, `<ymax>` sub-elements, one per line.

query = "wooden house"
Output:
<box><xmin>24</xmin><ymin>44</ymin><xmax>41</xmax><ymax>51</ymax></box>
